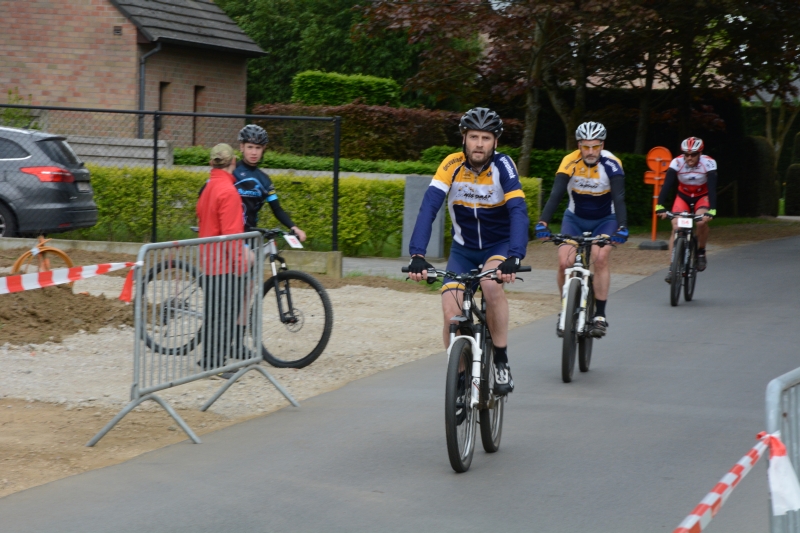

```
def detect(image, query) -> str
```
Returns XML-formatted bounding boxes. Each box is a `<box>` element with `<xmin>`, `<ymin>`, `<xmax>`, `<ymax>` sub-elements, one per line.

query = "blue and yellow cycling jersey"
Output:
<box><xmin>556</xmin><ymin>149</ymin><xmax>624</xmax><ymax>220</ymax></box>
<box><xmin>409</xmin><ymin>151</ymin><xmax>529</xmax><ymax>258</ymax></box>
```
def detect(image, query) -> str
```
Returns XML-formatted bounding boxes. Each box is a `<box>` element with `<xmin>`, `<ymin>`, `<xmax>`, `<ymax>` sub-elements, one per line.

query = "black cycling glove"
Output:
<box><xmin>498</xmin><ymin>256</ymin><xmax>521</xmax><ymax>276</ymax></box>
<box><xmin>408</xmin><ymin>255</ymin><xmax>434</xmax><ymax>274</ymax></box>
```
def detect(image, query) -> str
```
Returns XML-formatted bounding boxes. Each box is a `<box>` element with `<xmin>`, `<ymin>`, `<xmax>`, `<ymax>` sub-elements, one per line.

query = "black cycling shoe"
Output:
<box><xmin>556</xmin><ymin>313</ymin><xmax>564</xmax><ymax>338</ymax></box>
<box><xmin>665</xmin><ymin>271</ymin><xmax>672</xmax><ymax>284</ymax></box>
<box><xmin>697</xmin><ymin>254</ymin><xmax>707</xmax><ymax>271</ymax></box>
<box><xmin>589</xmin><ymin>316</ymin><xmax>608</xmax><ymax>338</ymax></box>
<box><xmin>494</xmin><ymin>363</ymin><xmax>514</xmax><ymax>395</ymax></box>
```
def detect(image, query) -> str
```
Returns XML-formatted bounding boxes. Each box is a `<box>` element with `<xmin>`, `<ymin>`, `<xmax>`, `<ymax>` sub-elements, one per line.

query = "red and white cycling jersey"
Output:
<box><xmin>669</xmin><ymin>154</ymin><xmax>717</xmax><ymax>197</ymax></box>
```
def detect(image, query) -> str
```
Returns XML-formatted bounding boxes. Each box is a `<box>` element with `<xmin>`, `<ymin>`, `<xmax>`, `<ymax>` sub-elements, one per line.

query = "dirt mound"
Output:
<box><xmin>0</xmin><ymin>287</ymin><xmax>133</xmax><ymax>346</ymax></box>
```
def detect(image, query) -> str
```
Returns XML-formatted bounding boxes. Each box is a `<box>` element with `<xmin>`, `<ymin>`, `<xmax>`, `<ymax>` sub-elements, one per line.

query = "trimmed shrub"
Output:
<box><xmin>251</xmin><ymin>103</ymin><xmax>524</xmax><ymax>162</ymax></box>
<box><xmin>785</xmin><ymin>164</ymin><xmax>800</xmax><ymax>216</ymax></box>
<box><xmin>291</xmin><ymin>71</ymin><xmax>401</xmax><ymax>107</ymax></box>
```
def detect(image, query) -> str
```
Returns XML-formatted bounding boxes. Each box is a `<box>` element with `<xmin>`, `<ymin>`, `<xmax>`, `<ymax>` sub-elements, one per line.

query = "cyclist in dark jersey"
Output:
<box><xmin>233</xmin><ymin>124</ymin><xmax>306</xmax><ymax>241</ymax></box>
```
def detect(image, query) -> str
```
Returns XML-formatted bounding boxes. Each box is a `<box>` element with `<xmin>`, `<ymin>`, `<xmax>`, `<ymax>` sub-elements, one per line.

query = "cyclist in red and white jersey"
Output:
<box><xmin>655</xmin><ymin>137</ymin><xmax>717</xmax><ymax>280</ymax></box>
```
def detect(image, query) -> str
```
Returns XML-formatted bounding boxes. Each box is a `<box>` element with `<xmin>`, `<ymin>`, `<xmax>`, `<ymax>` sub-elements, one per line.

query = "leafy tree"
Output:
<box><xmin>216</xmin><ymin>0</ymin><xmax>425</xmax><ymax>106</ymax></box>
<box><xmin>717</xmin><ymin>0</ymin><xmax>800</xmax><ymax>169</ymax></box>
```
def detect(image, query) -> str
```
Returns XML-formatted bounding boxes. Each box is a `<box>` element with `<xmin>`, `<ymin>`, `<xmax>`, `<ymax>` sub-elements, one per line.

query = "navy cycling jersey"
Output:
<box><xmin>232</xmin><ymin>161</ymin><xmax>278</xmax><ymax>230</ymax></box>
<box><xmin>409</xmin><ymin>151</ymin><xmax>529</xmax><ymax>259</ymax></box>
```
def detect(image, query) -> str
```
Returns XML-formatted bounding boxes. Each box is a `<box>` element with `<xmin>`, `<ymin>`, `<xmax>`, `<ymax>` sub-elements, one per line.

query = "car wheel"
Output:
<box><xmin>0</xmin><ymin>203</ymin><xmax>18</xmax><ymax>237</ymax></box>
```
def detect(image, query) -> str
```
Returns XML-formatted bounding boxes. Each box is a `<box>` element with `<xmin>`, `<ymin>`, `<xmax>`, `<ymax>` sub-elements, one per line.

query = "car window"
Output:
<box><xmin>37</xmin><ymin>138</ymin><xmax>82</xmax><ymax>167</ymax></box>
<box><xmin>0</xmin><ymin>138</ymin><xmax>31</xmax><ymax>160</ymax></box>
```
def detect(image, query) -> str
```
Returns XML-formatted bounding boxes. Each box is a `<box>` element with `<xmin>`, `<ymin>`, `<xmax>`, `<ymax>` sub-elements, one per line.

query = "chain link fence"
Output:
<box><xmin>0</xmin><ymin>104</ymin><xmax>342</xmax><ymax>248</ymax></box>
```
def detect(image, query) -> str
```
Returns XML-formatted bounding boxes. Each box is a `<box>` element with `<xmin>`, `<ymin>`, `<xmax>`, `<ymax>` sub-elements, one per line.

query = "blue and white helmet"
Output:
<box><xmin>575</xmin><ymin>121</ymin><xmax>607</xmax><ymax>141</ymax></box>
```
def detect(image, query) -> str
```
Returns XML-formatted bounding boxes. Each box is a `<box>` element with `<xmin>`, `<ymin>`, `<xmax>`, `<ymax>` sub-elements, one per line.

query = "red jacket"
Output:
<box><xmin>196</xmin><ymin>168</ymin><xmax>247</xmax><ymax>275</ymax></box>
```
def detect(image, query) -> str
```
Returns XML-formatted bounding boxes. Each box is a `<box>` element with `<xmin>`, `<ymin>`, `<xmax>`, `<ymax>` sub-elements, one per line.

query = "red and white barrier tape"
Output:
<box><xmin>675</xmin><ymin>432</ymin><xmax>800</xmax><ymax>533</ymax></box>
<box><xmin>0</xmin><ymin>262</ymin><xmax>141</xmax><ymax>301</ymax></box>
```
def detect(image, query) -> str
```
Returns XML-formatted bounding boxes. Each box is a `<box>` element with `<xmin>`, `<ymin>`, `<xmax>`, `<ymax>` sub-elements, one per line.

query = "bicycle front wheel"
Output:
<box><xmin>684</xmin><ymin>237</ymin><xmax>697</xmax><ymax>301</ymax></box>
<box><xmin>578</xmin><ymin>280</ymin><xmax>594</xmax><ymax>373</ymax></box>
<box><xmin>445</xmin><ymin>337</ymin><xmax>477</xmax><ymax>472</ymax></box>
<box><xmin>142</xmin><ymin>260</ymin><xmax>204</xmax><ymax>355</ymax></box>
<box><xmin>479</xmin><ymin>341</ymin><xmax>504</xmax><ymax>453</ymax></box>
<box><xmin>562</xmin><ymin>278</ymin><xmax>581</xmax><ymax>383</ymax></box>
<box><xmin>670</xmin><ymin>237</ymin><xmax>685</xmax><ymax>307</ymax></box>
<box><xmin>261</xmin><ymin>271</ymin><xmax>333</xmax><ymax>368</ymax></box>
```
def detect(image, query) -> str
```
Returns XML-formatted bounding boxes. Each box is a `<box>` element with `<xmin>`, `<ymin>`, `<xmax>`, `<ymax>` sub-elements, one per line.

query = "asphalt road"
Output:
<box><xmin>3</xmin><ymin>237</ymin><xmax>800</xmax><ymax>533</ymax></box>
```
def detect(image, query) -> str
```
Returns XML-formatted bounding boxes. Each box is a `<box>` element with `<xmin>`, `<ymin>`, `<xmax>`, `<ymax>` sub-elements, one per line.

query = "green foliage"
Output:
<box><xmin>784</xmin><ymin>164</ymin><xmax>800</xmax><ymax>216</ymax></box>
<box><xmin>215</xmin><ymin>0</ymin><xmax>425</xmax><ymax>107</ymax></box>
<box><xmin>291</xmin><ymin>71</ymin><xmax>401</xmax><ymax>107</ymax></box>
<box><xmin>61</xmin><ymin>165</ymin><xmax>206</xmax><ymax>242</ymax></box>
<box><xmin>174</xmin><ymin>147</ymin><xmax>438</xmax><ymax>175</ymax></box>
<box><xmin>740</xmin><ymin>136</ymin><xmax>779</xmax><ymax>216</ymax></box>
<box><xmin>420</xmin><ymin>146</ymin><xmax>459</xmax><ymax>164</ymax></box>
<box><xmin>61</xmin><ymin>166</ymin><xmax>408</xmax><ymax>256</ymax></box>
<box><xmin>0</xmin><ymin>88</ymin><xmax>38</xmax><ymax>129</ymax></box>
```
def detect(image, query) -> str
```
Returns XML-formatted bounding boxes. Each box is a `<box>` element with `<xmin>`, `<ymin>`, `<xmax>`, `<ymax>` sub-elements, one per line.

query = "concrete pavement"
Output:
<box><xmin>3</xmin><ymin>237</ymin><xmax>799</xmax><ymax>532</ymax></box>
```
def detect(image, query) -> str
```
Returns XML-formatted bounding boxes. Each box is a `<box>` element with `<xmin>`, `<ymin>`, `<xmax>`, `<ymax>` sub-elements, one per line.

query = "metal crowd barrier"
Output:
<box><xmin>767</xmin><ymin>366</ymin><xmax>800</xmax><ymax>532</ymax></box>
<box><xmin>88</xmin><ymin>232</ymin><xmax>298</xmax><ymax>446</ymax></box>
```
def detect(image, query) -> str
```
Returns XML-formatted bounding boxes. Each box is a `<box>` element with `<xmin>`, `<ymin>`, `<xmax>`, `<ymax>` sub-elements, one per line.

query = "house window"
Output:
<box><xmin>158</xmin><ymin>82</ymin><xmax>170</xmax><ymax>111</ymax></box>
<box><xmin>113</xmin><ymin>26</ymin><xmax>122</xmax><ymax>36</ymax></box>
<box><xmin>192</xmin><ymin>85</ymin><xmax>205</xmax><ymax>146</ymax></box>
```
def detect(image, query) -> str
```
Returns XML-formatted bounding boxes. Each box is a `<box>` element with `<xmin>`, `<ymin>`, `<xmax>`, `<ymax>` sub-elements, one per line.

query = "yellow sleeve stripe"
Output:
<box><xmin>504</xmin><ymin>190</ymin><xmax>525</xmax><ymax>201</ymax></box>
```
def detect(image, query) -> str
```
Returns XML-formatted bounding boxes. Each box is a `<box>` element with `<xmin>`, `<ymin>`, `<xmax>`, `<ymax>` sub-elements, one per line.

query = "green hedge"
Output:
<box><xmin>291</xmin><ymin>71</ymin><xmax>401</xmax><ymax>107</ymax></box>
<box><xmin>785</xmin><ymin>164</ymin><xmax>800</xmax><ymax>216</ymax></box>
<box><xmin>61</xmin><ymin>166</ymin><xmax>406</xmax><ymax>256</ymax></box>
<box><xmin>174</xmin><ymin>147</ymin><xmax>437</xmax><ymax>175</ymax></box>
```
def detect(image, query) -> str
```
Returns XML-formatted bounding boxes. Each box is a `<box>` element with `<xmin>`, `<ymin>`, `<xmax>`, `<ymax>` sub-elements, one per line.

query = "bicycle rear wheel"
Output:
<box><xmin>578</xmin><ymin>281</ymin><xmax>594</xmax><ymax>373</ymax></box>
<box><xmin>670</xmin><ymin>237</ymin><xmax>685</xmax><ymax>307</ymax></box>
<box><xmin>479</xmin><ymin>340</ymin><xmax>504</xmax><ymax>453</ymax></box>
<box><xmin>445</xmin><ymin>337</ymin><xmax>477</xmax><ymax>473</ymax></box>
<box><xmin>142</xmin><ymin>260</ymin><xmax>204</xmax><ymax>355</ymax></box>
<box><xmin>562</xmin><ymin>278</ymin><xmax>581</xmax><ymax>383</ymax></box>
<box><xmin>261</xmin><ymin>270</ymin><xmax>333</xmax><ymax>368</ymax></box>
<box><xmin>684</xmin><ymin>237</ymin><xmax>697</xmax><ymax>302</ymax></box>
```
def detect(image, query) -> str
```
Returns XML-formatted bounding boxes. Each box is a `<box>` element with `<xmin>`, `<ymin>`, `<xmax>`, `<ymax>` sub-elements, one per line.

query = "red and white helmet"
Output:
<box><xmin>680</xmin><ymin>137</ymin><xmax>704</xmax><ymax>154</ymax></box>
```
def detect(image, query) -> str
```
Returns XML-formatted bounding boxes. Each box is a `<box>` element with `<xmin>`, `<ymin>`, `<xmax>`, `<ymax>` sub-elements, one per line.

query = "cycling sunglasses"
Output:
<box><xmin>683</xmin><ymin>152</ymin><xmax>701</xmax><ymax>157</ymax></box>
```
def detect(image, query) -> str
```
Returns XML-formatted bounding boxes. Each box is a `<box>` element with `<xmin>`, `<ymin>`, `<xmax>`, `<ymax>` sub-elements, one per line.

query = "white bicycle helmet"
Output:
<box><xmin>680</xmin><ymin>137</ymin><xmax>704</xmax><ymax>153</ymax></box>
<box><xmin>575</xmin><ymin>121</ymin><xmax>607</xmax><ymax>141</ymax></box>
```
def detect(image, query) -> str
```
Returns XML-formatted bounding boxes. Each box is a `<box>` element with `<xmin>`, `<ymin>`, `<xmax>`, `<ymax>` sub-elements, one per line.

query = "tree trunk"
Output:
<box><xmin>518</xmin><ymin>86</ymin><xmax>541</xmax><ymax>177</ymax></box>
<box><xmin>634</xmin><ymin>57</ymin><xmax>656</xmax><ymax>155</ymax></box>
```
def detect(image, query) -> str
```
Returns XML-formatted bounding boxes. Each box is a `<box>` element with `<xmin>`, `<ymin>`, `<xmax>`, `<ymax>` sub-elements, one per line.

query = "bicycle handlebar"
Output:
<box><xmin>545</xmin><ymin>234</ymin><xmax>614</xmax><ymax>247</ymax></box>
<box><xmin>664</xmin><ymin>211</ymin><xmax>709</xmax><ymax>221</ymax></box>
<box><xmin>401</xmin><ymin>265</ymin><xmax>532</xmax><ymax>281</ymax></box>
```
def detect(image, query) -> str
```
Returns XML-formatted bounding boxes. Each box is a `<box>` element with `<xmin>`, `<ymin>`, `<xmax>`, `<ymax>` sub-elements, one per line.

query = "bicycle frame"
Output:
<box><xmin>446</xmin><ymin>286</ymin><xmax>488</xmax><ymax>410</ymax></box>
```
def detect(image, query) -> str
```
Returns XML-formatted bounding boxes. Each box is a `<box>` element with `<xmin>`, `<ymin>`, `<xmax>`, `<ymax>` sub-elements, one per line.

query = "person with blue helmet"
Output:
<box><xmin>234</xmin><ymin>124</ymin><xmax>306</xmax><ymax>241</ymax></box>
<box><xmin>535</xmin><ymin>121</ymin><xmax>628</xmax><ymax>338</ymax></box>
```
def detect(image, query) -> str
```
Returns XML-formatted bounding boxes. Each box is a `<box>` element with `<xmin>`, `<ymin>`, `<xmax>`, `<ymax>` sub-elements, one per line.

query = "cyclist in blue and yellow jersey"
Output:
<box><xmin>233</xmin><ymin>124</ymin><xmax>306</xmax><ymax>241</ymax></box>
<box><xmin>407</xmin><ymin>107</ymin><xmax>529</xmax><ymax>395</ymax></box>
<box><xmin>535</xmin><ymin>121</ymin><xmax>628</xmax><ymax>338</ymax></box>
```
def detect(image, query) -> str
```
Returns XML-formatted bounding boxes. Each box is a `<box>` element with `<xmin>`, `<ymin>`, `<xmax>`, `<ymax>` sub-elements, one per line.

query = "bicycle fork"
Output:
<box><xmin>447</xmin><ymin>326</ymin><xmax>483</xmax><ymax>409</ymax></box>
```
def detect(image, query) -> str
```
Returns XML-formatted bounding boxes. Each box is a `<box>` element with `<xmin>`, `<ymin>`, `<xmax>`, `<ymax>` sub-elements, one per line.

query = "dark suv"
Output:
<box><xmin>0</xmin><ymin>127</ymin><xmax>98</xmax><ymax>237</ymax></box>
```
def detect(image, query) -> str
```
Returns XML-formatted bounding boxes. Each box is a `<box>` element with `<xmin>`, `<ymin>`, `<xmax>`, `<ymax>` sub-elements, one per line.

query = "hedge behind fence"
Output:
<box><xmin>61</xmin><ymin>166</ymin><xmax>540</xmax><ymax>257</ymax></box>
<box><xmin>291</xmin><ymin>71</ymin><xmax>401</xmax><ymax>107</ymax></box>
<box><xmin>251</xmin><ymin>103</ymin><xmax>524</xmax><ymax>162</ymax></box>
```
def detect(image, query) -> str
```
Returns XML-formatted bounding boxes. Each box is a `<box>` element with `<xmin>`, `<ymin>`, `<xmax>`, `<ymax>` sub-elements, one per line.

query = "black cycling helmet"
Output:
<box><xmin>459</xmin><ymin>107</ymin><xmax>503</xmax><ymax>139</ymax></box>
<box><xmin>238</xmin><ymin>124</ymin><xmax>268</xmax><ymax>145</ymax></box>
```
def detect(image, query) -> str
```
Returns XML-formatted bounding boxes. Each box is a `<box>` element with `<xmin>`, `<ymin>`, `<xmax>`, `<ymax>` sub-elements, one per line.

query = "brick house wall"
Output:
<box><xmin>0</xmin><ymin>0</ymin><xmax>250</xmax><ymax>145</ymax></box>
<box><xmin>142</xmin><ymin>45</ymin><xmax>248</xmax><ymax>147</ymax></box>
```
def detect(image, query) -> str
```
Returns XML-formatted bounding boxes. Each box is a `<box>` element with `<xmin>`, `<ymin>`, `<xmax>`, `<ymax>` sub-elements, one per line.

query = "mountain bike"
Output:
<box><xmin>547</xmin><ymin>233</ymin><xmax>613</xmax><ymax>383</ymax></box>
<box><xmin>402</xmin><ymin>264</ymin><xmax>531</xmax><ymax>473</ymax></box>
<box><xmin>665</xmin><ymin>212</ymin><xmax>707</xmax><ymax>307</ymax></box>
<box><xmin>143</xmin><ymin>228</ymin><xmax>333</xmax><ymax>369</ymax></box>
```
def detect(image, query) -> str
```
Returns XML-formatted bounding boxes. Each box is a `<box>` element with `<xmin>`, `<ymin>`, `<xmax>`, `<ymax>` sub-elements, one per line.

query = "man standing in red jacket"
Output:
<box><xmin>196</xmin><ymin>144</ymin><xmax>250</xmax><ymax>374</ymax></box>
